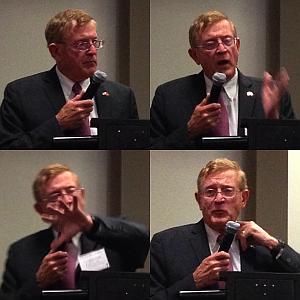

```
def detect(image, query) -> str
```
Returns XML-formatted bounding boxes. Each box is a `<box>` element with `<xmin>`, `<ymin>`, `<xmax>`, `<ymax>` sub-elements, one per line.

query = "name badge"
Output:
<box><xmin>78</xmin><ymin>248</ymin><xmax>110</xmax><ymax>271</ymax></box>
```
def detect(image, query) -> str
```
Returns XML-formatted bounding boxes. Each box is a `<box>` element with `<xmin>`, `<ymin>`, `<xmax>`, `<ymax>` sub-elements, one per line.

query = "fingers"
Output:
<box><xmin>37</xmin><ymin>251</ymin><xmax>68</xmax><ymax>287</ymax></box>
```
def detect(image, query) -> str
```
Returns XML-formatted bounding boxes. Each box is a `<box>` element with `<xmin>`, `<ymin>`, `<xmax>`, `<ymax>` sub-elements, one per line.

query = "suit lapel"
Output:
<box><xmin>189</xmin><ymin>220</ymin><xmax>211</xmax><ymax>263</ymax></box>
<box><xmin>240</xmin><ymin>245</ymin><xmax>257</xmax><ymax>272</ymax></box>
<box><xmin>80</xmin><ymin>233</ymin><xmax>100</xmax><ymax>254</ymax></box>
<box><xmin>191</xmin><ymin>71</ymin><xmax>207</xmax><ymax>108</ymax></box>
<box><xmin>94</xmin><ymin>82</ymin><xmax>114</xmax><ymax>118</ymax></box>
<box><xmin>43</xmin><ymin>66</ymin><xmax>67</xmax><ymax>113</ymax></box>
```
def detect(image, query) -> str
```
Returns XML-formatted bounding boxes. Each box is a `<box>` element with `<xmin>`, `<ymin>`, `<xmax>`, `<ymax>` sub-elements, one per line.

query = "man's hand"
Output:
<box><xmin>193</xmin><ymin>252</ymin><xmax>230</xmax><ymax>288</ymax></box>
<box><xmin>36</xmin><ymin>250</ymin><xmax>68</xmax><ymax>289</ymax></box>
<box><xmin>262</xmin><ymin>68</ymin><xmax>289</xmax><ymax>119</ymax></box>
<box><xmin>56</xmin><ymin>92</ymin><xmax>94</xmax><ymax>129</ymax></box>
<box><xmin>238</xmin><ymin>221</ymin><xmax>279</xmax><ymax>251</ymax></box>
<box><xmin>187</xmin><ymin>96</ymin><xmax>222</xmax><ymax>139</ymax></box>
<box><xmin>43</xmin><ymin>194</ymin><xmax>93</xmax><ymax>251</ymax></box>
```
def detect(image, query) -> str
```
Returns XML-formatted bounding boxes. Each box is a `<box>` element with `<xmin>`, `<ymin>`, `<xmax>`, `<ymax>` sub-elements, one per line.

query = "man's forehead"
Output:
<box><xmin>45</xmin><ymin>171</ymin><xmax>77</xmax><ymax>187</ymax></box>
<box><xmin>200</xmin><ymin>19</ymin><xmax>234</xmax><ymax>39</ymax></box>
<box><xmin>203</xmin><ymin>169</ymin><xmax>238</xmax><ymax>184</ymax></box>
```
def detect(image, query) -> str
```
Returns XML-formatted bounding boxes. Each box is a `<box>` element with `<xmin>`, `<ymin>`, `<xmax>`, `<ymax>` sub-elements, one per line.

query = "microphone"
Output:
<box><xmin>81</xmin><ymin>70</ymin><xmax>107</xmax><ymax>100</ymax></box>
<box><xmin>218</xmin><ymin>221</ymin><xmax>240</xmax><ymax>252</ymax></box>
<box><xmin>207</xmin><ymin>72</ymin><xmax>226</xmax><ymax>103</ymax></box>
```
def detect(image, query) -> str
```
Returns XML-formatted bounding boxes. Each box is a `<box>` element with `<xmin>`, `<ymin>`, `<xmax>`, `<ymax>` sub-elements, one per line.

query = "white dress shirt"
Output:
<box><xmin>204</xmin><ymin>223</ymin><xmax>241</xmax><ymax>271</ymax></box>
<box><xmin>204</xmin><ymin>69</ymin><xmax>239</xmax><ymax>136</ymax></box>
<box><xmin>53</xmin><ymin>229</ymin><xmax>82</xmax><ymax>267</ymax></box>
<box><xmin>56</xmin><ymin>66</ymin><xmax>98</xmax><ymax>135</ymax></box>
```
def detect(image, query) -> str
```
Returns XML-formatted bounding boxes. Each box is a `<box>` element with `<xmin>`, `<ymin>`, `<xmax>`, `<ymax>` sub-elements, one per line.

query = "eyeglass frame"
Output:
<box><xmin>195</xmin><ymin>36</ymin><xmax>239</xmax><ymax>51</ymax></box>
<box><xmin>201</xmin><ymin>187</ymin><xmax>241</xmax><ymax>199</ymax></box>
<box><xmin>42</xmin><ymin>187</ymin><xmax>84</xmax><ymax>203</ymax></box>
<box><xmin>61</xmin><ymin>39</ymin><xmax>105</xmax><ymax>51</ymax></box>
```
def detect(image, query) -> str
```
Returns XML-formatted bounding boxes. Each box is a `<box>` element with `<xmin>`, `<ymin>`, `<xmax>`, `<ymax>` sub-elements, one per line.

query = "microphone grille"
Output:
<box><xmin>212</xmin><ymin>72</ymin><xmax>226</xmax><ymax>85</ymax></box>
<box><xmin>225</xmin><ymin>221</ymin><xmax>240</xmax><ymax>233</ymax></box>
<box><xmin>94</xmin><ymin>70</ymin><xmax>108</xmax><ymax>81</ymax></box>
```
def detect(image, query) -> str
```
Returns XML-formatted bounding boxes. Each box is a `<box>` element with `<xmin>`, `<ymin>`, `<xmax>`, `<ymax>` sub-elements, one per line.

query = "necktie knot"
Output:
<box><xmin>72</xmin><ymin>82</ymin><xmax>82</xmax><ymax>96</ymax></box>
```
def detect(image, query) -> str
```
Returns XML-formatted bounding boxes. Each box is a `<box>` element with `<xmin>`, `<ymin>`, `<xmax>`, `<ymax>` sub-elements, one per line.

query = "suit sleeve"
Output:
<box><xmin>150</xmin><ymin>87</ymin><xmax>197</xmax><ymax>149</ymax></box>
<box><xmin>85</xmin><ymin>216</ymin><xmax>149</xmax><ymax>270</ymax></box>
<box><xmin>274</xmin><ymin>244</ymin><xmax>300</xmax><ymax>272</ymax></box>
<box><xmin>0</xmin><ymin>83</ymin><xmax>63</xmax><ymax>149</ymax></box>
<box><xmin>279</xmin><ymin>91</ymin><xmax>296</xmax><ymax>119</ymax></box>
<box><xmin>150</xmin><ymin>234</ymin><xmax>196</xmax><ymax>300</ymax></box>
<box><xmin>0</xmin><ymin>245</ymin><xmax>41</xmax><ymax>300</ymax></box>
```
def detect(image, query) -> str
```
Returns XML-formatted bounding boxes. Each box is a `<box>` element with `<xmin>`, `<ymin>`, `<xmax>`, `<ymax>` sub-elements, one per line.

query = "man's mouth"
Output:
<box><xmin>212</xmin><ymin>209</ymin><xmax>227</xmax><ymax>215</ymax></box>
<box><xmin>217</xmin><ymin>59</ymin><xmax>230</xmax><ymax>66</ymax></box>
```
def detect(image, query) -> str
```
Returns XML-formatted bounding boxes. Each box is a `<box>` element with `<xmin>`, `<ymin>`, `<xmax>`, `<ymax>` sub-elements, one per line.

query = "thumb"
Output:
<box><xmin>73</xmin><ymin>90</ymin><xmax>84</xmax><ymax>101</ymax></box>
<box><xmin>200</xmin><ymin>94</ymin><xmax>210</xmax><ymax>106</ymax></box>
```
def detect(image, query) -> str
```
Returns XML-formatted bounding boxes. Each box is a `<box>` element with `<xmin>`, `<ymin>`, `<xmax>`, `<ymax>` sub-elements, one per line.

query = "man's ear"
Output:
<box><xmin>241</xmin><ymin>189</ymin><xmax>249</xmax><ymax>208</ymax></box>
<box><xmin>188</xmin><ymin>48</ymin><xmax>201</xmax><ymax>65</ymax></box>
<box><xmin>195</xmin><ymin>192</ymin><xmax>203</xmax><ymax>210</ymax></box>
<box><xmin>34</xmin><ymin>202</ymin><xmax>43</xmax><ymax>215</ymax></box>
<box><xmin>48</xmin><ymin>43</ymin><xmax>61</xmax><ymax>60</ymax></box>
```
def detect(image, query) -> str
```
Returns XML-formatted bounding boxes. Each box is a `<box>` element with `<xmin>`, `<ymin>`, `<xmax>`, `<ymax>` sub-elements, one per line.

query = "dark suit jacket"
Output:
<box><xmin>150</xmin><ymin>220</ymin><xmax>300</xmax><ymax>300</ymax></box>
<box><xmin>150</xmin><ymin>70</ymin><xmax>295</xmax><ymax>149</ymax></box>
<box><xmin>0</xmin><ymin>67</ymin><xmax>138</xmax><ymax>149</ymax></box>
<box><xmin>0</xmin><ymin>216</ymin><xmax>149</xmax><ymax>300</ymax></box>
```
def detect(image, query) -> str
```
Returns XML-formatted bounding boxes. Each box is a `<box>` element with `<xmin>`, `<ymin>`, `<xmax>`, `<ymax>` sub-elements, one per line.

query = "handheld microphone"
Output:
<box><xmin>207</xmin><ymin>72</ymin><xmax>226</xmax><ymax>104</ymax></box>
<box><xmin>81</xmin><ymin>70</ymin><xmax>107</xmax><ymax>100</ymax></box>
<box><xmin>218</xmin><ymin>221</ymin><xmax>240</xmax><ymax>252</ymax></box>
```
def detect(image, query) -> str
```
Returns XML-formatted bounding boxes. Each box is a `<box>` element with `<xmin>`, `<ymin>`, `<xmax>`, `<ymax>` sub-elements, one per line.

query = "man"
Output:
<box><xmin>0</xmin><ymin>163</ymin><xmax>149</xmax><ymax>300</ymax></box>
<box><xmin>0</xmin><ymin>9</ymin><xmax>138</xmax><ymax>149</ymax></box>
<box><xmin>150</xmin><ymin>158</ymin><xmax>300</xmax><ymax>300</ymax></box>
<box><xmin>150</xmin><ymin>11</ymin><xmax>295</xmax><ymax>149</ymax></box>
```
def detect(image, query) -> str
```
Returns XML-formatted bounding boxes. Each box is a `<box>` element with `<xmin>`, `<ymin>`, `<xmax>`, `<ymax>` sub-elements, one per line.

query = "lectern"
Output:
<box><xmin>52</xmin><ymin>119</ymin><xmax>150</xmax><ymax>149</ymax></box>
<box><xmin>178</xmin><ymin>272</ymin><xmax>300</xmax><ymax>300</ymax></box>
<box><xmin>80</xmin><ymin>271</ymin><xmax>149</xmax><ymax>300</ymax></box>
<box><xmin>221</xmin><ymin>271</ymin><xmax>300</xmax><ymax>300</ymax></box>
<box><xmin>242</xmin><ymin>119</ymin><xmax>300</xmax><ymax>149</ymax></box>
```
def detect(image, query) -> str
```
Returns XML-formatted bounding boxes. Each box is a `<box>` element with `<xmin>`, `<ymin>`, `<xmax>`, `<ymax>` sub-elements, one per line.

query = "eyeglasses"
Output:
<box><xmin>71</xmin><ymin>39</ymin><xmax>104</xmax><ymax>51</ymax></box>
<box><xmin>202</xmin><ymin>187</ymin><xmax>239</xmax><ymax>199</ymax></box>
<box><xmin>196</xmin><ymin>36</ymin><xmax>238</xmax><ymax>51</ymax></box>
<box><xmin>43</xmin><ymin>187</ymin><xmax>84</xmax><ymax>202</ymax></box>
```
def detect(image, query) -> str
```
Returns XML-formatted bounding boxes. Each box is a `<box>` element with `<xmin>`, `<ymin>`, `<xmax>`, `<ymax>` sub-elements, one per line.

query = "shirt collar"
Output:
<box><xmin>204</xmin><ymin>68</ymin><xmax>238</xmax><ymax>101</ymax></box>
<box><xmin>55</xmin><ymin>66</ymin><xmax>90</xmax><ymax>100</ymax></box>
<box><xmin>204</xmin><ymin>223</ymin><xmax>221</xmax><ymax>253</ymax></box>
<box><xmin>52</xmin><ymin>229</ymin><xmax>82</xmax><ymax>250</ymax></box>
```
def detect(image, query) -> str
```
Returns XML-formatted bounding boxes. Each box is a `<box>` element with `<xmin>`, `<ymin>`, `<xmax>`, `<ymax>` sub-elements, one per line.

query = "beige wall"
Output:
<box><xmin>150</xmin><ymin>150</ymin><xmax>294</xmax><ymax>252</ymax></box>
<box><xmin>0</xmin><ymin>150</ymin><xmax>150</xmax><ymax>277</ymax></box>
<box><xmin>280</xmin><ymin>0</ymin><xmax>300</xmax><ymax>118</ymax></box>
<box><xmin>150</xmin><ymin>150</ymin><xmax>257</xmax><ymax>236</ymax></box>
<box><xmin>0</xmin><ymin>0</ymin><xmax>149</xmax><ymax>119</ymax></box>
<box><xmin>150</xmin><ymin>0</ymin><xmax>277</xmax><ymax>100</ymax></box>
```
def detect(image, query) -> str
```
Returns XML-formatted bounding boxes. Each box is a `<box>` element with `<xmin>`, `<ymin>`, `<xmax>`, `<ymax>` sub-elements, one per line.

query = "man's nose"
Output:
<box><xmin>214</xmin><ymin>191</ymin><xmax>225</xmax><ymax>201</ymax></box>
<box><xmin>59</xmin><ymin>193</ymin><xmax>74</xmax><ymax>204</ymax></box>
<box><xmin>216</xmin><ymin>40</ymin><xmax>227</xmax><ymax>52</ymax></box>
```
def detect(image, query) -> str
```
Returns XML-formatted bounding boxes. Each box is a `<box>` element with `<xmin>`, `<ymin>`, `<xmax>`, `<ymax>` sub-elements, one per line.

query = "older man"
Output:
<box><xmin>150</xmin><ymin>11</ymin><xmax>295</xmax><ymax>149</ymax></box>
<box><xmin>0</xmin><ymin>9</ymin><xmax>138</xmax><ymax>149</ymax></box>
<box><xmin>0</xmin><ymin>163</ymin><xmax>149</xmax><ymax>300</ymax></box>
<box><xmin>150</xmin><ymin>158</ymin><xmax>300</xmax><ymax>300</ymax></box>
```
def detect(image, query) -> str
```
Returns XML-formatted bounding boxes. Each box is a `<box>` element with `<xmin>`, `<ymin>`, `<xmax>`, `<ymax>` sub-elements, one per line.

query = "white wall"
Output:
<box><xmin>150</xmin><ymin>0</ymin><xmax>272</xmax><ymax>100</ymax></box>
